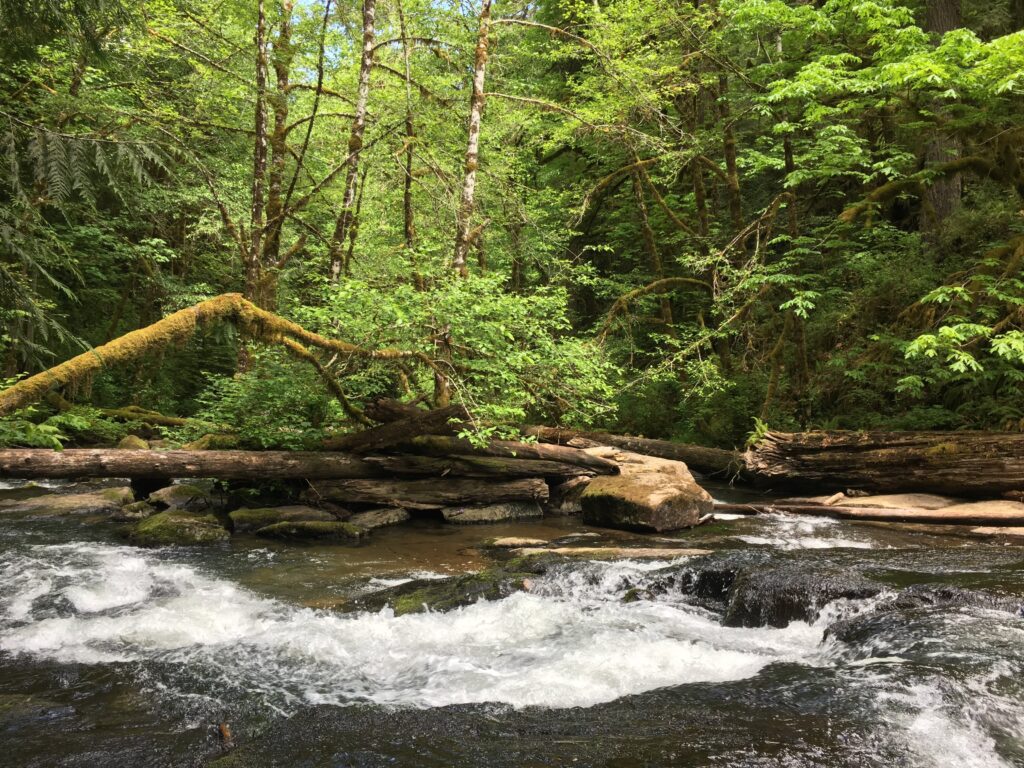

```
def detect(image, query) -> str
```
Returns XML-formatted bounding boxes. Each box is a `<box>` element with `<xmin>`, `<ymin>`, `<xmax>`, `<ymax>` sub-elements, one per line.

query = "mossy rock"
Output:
<box><xmin>129</xmin><ymin>510</ymin><xmax>229</xmax><ymax>546</ymax></box>
<box><xmin>116</xmin><ymin>434</ymin><xmax>150</xmax><ymax>450</ymax></box>
<box><xmin>255</xmin><ymin>520</ymin><xmax>367</xmax><ymax>541</ymax></box>
<box><xmin>148</xmin><ymin>482</ymin><xmax>217</xmax><ymax>512</ymax></box>
<box><xmin>110</xmin><ymin>500</ymin><xmax>158</xmax><ymax>522</ymax></box>
<box><xmin>441</xmin><ymin>501</ymin><xmax>543</xmax><ymax>524</ymax></box>
<box><xmin>183</xmin><ymin>433</ymin><xmax>239</xmax><ymax>450</ymax></box>
<box><xmin>0</xmin><ymin>487</ymin><xmax>133</xmax><ymax>517</ymax></box>
<box><xmin>230</xmin><ymin>505</ymin><xmax>336</xmax><ymax>533</ymax></box>
<box><xmin>347</xmin><ymin>507</ymin><xmax>410</xmax><ymax>529</ymax></box>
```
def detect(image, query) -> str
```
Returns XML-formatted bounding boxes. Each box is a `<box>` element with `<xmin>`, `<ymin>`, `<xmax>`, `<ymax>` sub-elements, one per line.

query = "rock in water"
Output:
<box><xmin>229</xmin><ymin>505</ymin><xmax>336</xmax><ymax>533</ymax></box>
<box><xmin>579</xmin><ymin>448</ymin><xmax>713</xmax><ymax>532</ymax></box>
<box><xmin>0</xmin><ymin>487</ymin><xmax>134</xmax><ymax>517</ymax></box>
<box><xmin>347</xmin><ymin>508</ymin><xmax>410</xmax><ymax>530</ymax></box>
<box><xmin>255</xmin><ymin>520</ymin><xmax>367</xmax><ymax>541</ymax></box>
<box><xmin>129</xmin><ymin>511</ymin><xmax>229</xmax><ymax>546</ymax></box>
<box><xmin>442</xmin><ymin>501</ymin><xmax>543</xmax><ymax>524</ymax></box>
<box><xmin>148</xmin><ymin>483</ymin><xmax>218</xmax><ymax>513</ymax></box>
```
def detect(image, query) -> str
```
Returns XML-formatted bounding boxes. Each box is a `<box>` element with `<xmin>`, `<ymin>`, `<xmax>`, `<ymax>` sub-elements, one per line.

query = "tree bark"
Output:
<box><xmin>363</xmin><ymin>453</ymin><xmax>594</xmax><ymax>479</ymax></box>
<box><xmin>745</xmin><ymin>430</ymin><xmax>1024</xmax><ymax>497</ymax></box>
<box><xmin>322</xmin><ymin>404</ymin><xmax>469</xmax><ymax>452</ymax></box>
<box><xmin>305</xmin><ymin>476</ymin><xmax>548</xmax><ymax>509</ymax></box>
<box><xmin>452</xmin><ymin>0</ymin><xmax>492</xmax><ymax>277</ymax></box>
<box><xmin>329</xmin><ymin>0</ymin><xmax>376</xmax><ymax>282</ymax></box>
<box><xmin>404</xmin><ymin>434</ymin><xmax>620</xmax><ymax>475</ymax></box>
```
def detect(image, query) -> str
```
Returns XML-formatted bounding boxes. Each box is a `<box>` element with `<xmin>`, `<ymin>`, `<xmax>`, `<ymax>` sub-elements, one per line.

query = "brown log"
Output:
<box><xmin>322</xmin><ymin>404</ymin><xmax>469</xmax><ymax>452</ymax></box>
<box><xmin>0</xmin><ymin>449</ymin><xmax>380</xmax><ymax>480</ymax></box>
<box><xmin>715</xmin><ymin>500</ymin><xmax>1024</xmax><ymax>526</ymax></box>
<box><xmin>363</xmin><ymin>453</ymin><xmax>592</xmax><ymax>479</ymax></box>
<box><xmin>363</xmin><ymin>397</ymin><xmax>429</xmax><ymax>423</ymax></box>
<box><xmin>403</xmin><ymin>434</ymin><xmax>619</xmax><ymax>475</ymax></box>
<box><xmin>305</xmin><ymin>476</ymin><xmax>548</xmax><ymax>509</ymax></box>
<box><xmin>526</xmin><ymin>426</ymin><xmax>742</xmax><ymax>477</ymax></box>
<box><xmin>745</xmin><ymin>431</ymin><xmax>1024</xmax><ymax>497</ymax></box>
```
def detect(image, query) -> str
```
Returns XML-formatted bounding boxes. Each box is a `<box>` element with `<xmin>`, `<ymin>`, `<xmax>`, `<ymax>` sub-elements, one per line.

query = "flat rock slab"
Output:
<box><xmin>129</xmin><ymin>510</ymin><xmax>229</xmax><ymax>546</ymax></box>
<box><xmin>834</xmin><ymin>499</ymin><xmax>1024</xmax><ymax>524</ymax></box>
<box><xmin>580</xmin><ymin>448</ymin><xmax>713</xmax><ymax>532</ymax></box>
<box><xmin>512</xmin><ymin>546</ymin><xmax>712</xmax><ymax>559</ymax></box>
<box><xmin>255</xmin><ymin>520</ymin><xmax>367</xmax><ymax>541</ymax></box>
<box><xmin>972</xmin><ymin>526</ymin><xmax>1024</xmax><ymax>537</ymax></box>
<box><xmin>831</xmin><ymin>493</ymin><xmax>961</xmax><ymax>510</ymax></box>
<box><xmin>348</xmin><ymin>508</ymin><xmax>411</xmax><ymax>529</ymax></box>
<box><xmin>442</xmin><ymin>501</ymin><xmax>544</xmax><ymax>524</ymax></box>
<box><xmin>487</xmin><ymin>537</ymin><xmax>549</xmax><ymax>548</ymax></box>
<box><xmin>0</xmin><ymin>487</ymin><xmax>133</xmax><ymax>517</ymax></box>
<box><xmin>230</xmin><ymin>505</ymin><xmax>336</xmax><ymax>533</ymax></box>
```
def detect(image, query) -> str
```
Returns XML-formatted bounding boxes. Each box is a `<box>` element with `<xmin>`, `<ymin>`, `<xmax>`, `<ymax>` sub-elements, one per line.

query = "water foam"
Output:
<box><xmin>0</xmin><ymin>542</ymin><xmax>828</xmax><ymax>710</ymax></box>
<box><xmin>735</xmin><ymin>513</ymin><xmax>876</xmax><ymax>550</ymax></box>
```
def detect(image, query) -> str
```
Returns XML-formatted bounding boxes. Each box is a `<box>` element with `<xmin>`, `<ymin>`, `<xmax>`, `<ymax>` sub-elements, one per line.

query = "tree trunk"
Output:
<box><xmin>452</xmin><ymin>0</ymin><xmax>492</xmax><ymax>277</ymax></box>
<box><xmin>745</xmin><ymin>430</ymin><xmax>1024</xmax><ymax>497</ymax></box>
<box><xmin>525</xmin><ymin>426</ymin><xmax>742</xmax><ymax>477</ymax></box>
<box><xmin>630</xmin><ymin>171</ymin><xmax>673</xmax><ymax>326</ymax></box>
<box><xmin>0</xmin><ymin>449</ymin><xmax>379</xmax><ymax>480</ymax></box>
<box><xmin>322</xmin><ymin>404</ymin><xmax>469</xmax><ymax>452</ymax></box>
<box><xmin>363</xmin><ymin>453</ymin><xmax>595</xmax><ymax>479</ymax></box>
<box><xmin>329</xmin><ymin>0</ymin><xmax>376</xmax><ymax>282</ymax></box>
<box><xmin>717</xmin><ymin>75</ymin><xmax>743</xmax><ymax>233</ymax></box>
<box><xmin>305</xmin><ymin>476</ymin><xmax>547</xmax><ymax>509</ymax></box>
<box><xmin>404</xmin><ymin>434</ymin><xmax>620</xmax><ymax>475</ymax></box>
<box><xmin>245</xmin><ymin>0</ymin><xmax>270</xmax><ymax>306</ymax></box>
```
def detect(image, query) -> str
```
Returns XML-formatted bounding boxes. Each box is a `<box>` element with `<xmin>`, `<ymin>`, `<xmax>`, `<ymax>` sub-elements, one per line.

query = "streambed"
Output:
<box><xmin>1</xmin><ymin>480</ymin><xmax>1023</xmax><ymax>767</ymax></box>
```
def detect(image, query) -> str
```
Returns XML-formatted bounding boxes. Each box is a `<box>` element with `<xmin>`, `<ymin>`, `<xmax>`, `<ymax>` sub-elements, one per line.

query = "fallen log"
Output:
<box><xmin>304</xmin><ymin>477</ymin><xmax>548</xmax><ymax>509</ymax></box>
<box><xmin>745</xmin><ymin>430</ymin><xmax>1024</xmax><ymax>497</ymax></box>
<box><xmin>323</xmin><ymin>404</ymin><xmax>469</xmax><ymax>452</ymax></box>
<box><xmin>0</xmin><ymin>449</ymin><xmax>381</xmax><ymax>480</ymax></box>
<box><xmin>363</xmin><ymin>453</ymin><xmax>592</xmax><ymax>479</ymax></box>
<box><xmin>525</xmin><ymin>426</ymin><xmax>743</xmax><ymax>477</ymax></box>
<box><xmin>713</xmin><ymin>499</ymin><xmax>1024</xmax><ymax>526</ymax></box>
<box><xmin>404</xmin><ymin>434</ymin><xmax>619</xmax><ymax>475</ymax></box>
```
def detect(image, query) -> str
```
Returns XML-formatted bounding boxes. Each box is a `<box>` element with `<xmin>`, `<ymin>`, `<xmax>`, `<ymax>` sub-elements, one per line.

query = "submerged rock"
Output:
<box><xmin>129</xmin><ymin>510</ymin><xmax>230</xmax><ymax>546</ymax></box>
<box><xmin>230</xmin><ymin>505</ymin><xmax>336</xmax><ymax>533</ymax></box>
<box><xmin>442</xmin><ymin>501</ymin><xmax>543</xmax><ymax>524</ymax></box>
<box><xmin>255</xmin><ymin>520</ymin><xmax>366</xmax><ymax>541</ymax></box>
<box><xmin>0</xmin><ymin>487</ymin><xmax>133</xmax><ymax>517</ymax></box>
<box><xmin>148</xmin><ymin>483</ymin><xmax>218</xmax><ymax>513</ymax></box>
<box><xmin>580</xmin><ymin>449</ymin><xmax>713</xmax><ymax>532</ymax></box>
<box><xmin>723</xmin><ymin>563</ymin><xmax>882</xmax><ymax>628</ymax></box>
<box><xmin>513</xmin><ymin>546</ymin><xmax>712</xmax><ymax>560</ymax></box>
<box><xmin>348</xmin><ymin>507</ymin><xmax>410</xmax><ymax>529</ymax></box>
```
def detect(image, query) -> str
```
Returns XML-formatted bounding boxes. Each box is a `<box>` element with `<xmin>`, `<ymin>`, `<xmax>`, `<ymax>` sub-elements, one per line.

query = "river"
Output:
<box><xmin>1</xmin><ymin>480</ymin><xmax>1023</xmax><ymax>766</ymax></box>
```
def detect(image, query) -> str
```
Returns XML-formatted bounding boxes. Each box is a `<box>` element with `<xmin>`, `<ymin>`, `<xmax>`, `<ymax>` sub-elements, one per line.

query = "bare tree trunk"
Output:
<box><xmin>329</xmin><ymin>0</ymin><xmax>376</xmax><ymax>283</ymax></box>
<box><xmin>630</xmin><ymin>171</ymin><xmax>673</xmax><ymax>326</ymax></box>
<box><xmin>245</xmin><ymin>0</ymin><xmax>269</xmax><ymax>305</ymax></box>
<box><xmin>452</xmin><ymin>0</ymin><xmax>492</xmax><ymax>277</ymax></box>
<box><xmin>397</xmin><ymin>0</ymin><xmax>422</xmax><ymax>289</ymax></box>
<box><xmin>717</xmin><ymin>75</ymin><xmax>743</xmax><ymax>233</ymax></box>
<box><xmin>920</xmin><ymin>0</ymin><xmax>962</xmax><ymax>234</ymax></box>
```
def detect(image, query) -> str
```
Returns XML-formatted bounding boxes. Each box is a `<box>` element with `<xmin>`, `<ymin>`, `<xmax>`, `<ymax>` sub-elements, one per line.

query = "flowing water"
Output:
<box><xmin>1</xmin><ymin>480</ymin><xmax>1023</xmax><ymax>766</ymax></box>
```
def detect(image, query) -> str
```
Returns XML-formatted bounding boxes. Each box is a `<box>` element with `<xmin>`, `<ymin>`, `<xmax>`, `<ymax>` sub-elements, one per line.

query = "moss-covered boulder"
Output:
<box><xmin>255</xmin><ymin>520</ymin><xmax>366</xmax><ymax>541</ymax></box>
<box><xmin>0</xmin><ymin>486</ymin><xmax>133</xmax><ymax>517</ymax></box>
<box><xmin>230</xmin><ymin>505</ymin><xmax>335</xmax><ymax>533</ymax></box>
<box><xmin>581</xmin><ymin>448</ymin><xmax>712</xmax><ymax>532</ymax></box>
<box><xmin>116</xmin><ymin>434</ymin><xmax>150</xmax><ymax>450</ymax></box>
<box><xmin>110</xmin><ymin>500</ymin><xmax>158</xmax><ymax>522</ymax></box>
<box><xmin>148</xmin><ymin>482</ymin><xmax>218</xmax><ymax>513</ymax></box>
<box><xmin>441</xmin><ymin>501</ymin><xmax>543</xmax><ymax>524</ymax></box>
<box><xmin>129</xmin><ymin>510</ymin><xmax>230</xmax><ymax>546</ymax></box>
<box><xmin>348</xmin><ymin>507</ymin><xmax>410</xmax><ymax>529</ymax></box>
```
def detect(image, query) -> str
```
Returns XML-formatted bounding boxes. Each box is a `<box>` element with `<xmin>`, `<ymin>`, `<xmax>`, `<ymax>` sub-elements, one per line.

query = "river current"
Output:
<box><xmin>1</xmin><ymin>480</ymin><xmax>1023</xmax><ymax>766</ymax></box>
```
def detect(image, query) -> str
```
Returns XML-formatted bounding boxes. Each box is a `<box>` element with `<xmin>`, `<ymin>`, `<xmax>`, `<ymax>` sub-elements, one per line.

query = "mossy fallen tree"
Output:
<box><xmin>0</xmin><ymin>292</ymin><xmax>438</xmax><ymax>418</ymax></box>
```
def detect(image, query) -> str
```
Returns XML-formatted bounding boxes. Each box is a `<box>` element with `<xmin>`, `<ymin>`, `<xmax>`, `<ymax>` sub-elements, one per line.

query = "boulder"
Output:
<box><xmin>129</xmin><ymin>510</ymin><xmax>229</xmax><ymax>546</ymax></box>
<box><xmin>148</xmin><ymin>483</ymin><xmax>218</xmax><ymax>513</ymax></box>
<box><xmin>0</xmin><ymin>486</ymin><xmax>133</xmax><ymax>517</ymax></box>
<box><xmin>441</xmin><ymin>501</ymin><xmax>544</xmax><ymax>524</ymax></box>
<box><xmin>580</xmin><ymin>448</ymin><xmax>713</xmax><ymax>532</ymax></box>
<box><xmin>110</xmin><ymin>500</ymin><xmax>158</xmax><ymax>522</ymax></box>
<box><xmin>348</xmin><ymin>507</ymin><xmax>410</xmax><ymax>529</ymax></box>
<box><xmin>255</xmin><ymin>520</ymin><xmax>366</xmax><ymax>541</ymax></box>
<box><xmin>116</xmin><ymin>435</ymin><xmax>150</xmax><ymax>450</ymax></box>
<box><xmin>230</xmin><ymin>505</ymin><xmax>336</xmax><ymax>533</ymax></box>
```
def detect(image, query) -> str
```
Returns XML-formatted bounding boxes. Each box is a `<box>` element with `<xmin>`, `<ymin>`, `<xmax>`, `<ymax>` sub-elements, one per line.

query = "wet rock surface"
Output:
<box><xmin>128</xmin><ymin>510</ymin><xmax>230</xmax><ymax>546</ymax></box>
<box><xmin>229</xmin><ymin>505</ymin><xmax>336</xmax><ymax>533</ymax></box>
<box><xmin>441</xmin><ymin>501</ymin><xmax>543</xmax><ymax>524</ymax></box>
<box><xmin>255</xmin><ymin>520</ymin><xmax>366</xmax><ymax>541</ymax></box>
<box><xmin>148</xmin><ymin>483</ymin><xmax>220</xmax><ymax>513</ymax></box>
<box><xmin>347</xmin><ymin>507</ymin><xmax>411</xmax><ymax>529</ymax></box>
<box><xmin>0</xmin><ymin>487</ymin><xmax>133</xmax><ymax>517</ymax></box>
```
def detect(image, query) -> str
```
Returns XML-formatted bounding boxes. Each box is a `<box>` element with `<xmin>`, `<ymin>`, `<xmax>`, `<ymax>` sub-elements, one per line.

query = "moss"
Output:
<box><xmin>230</xmin><ymin>505</ymin><xmax>335</xmax><ymax>533</ymax></box>
<box><xmin>255</xmin><ymin>520</ymin><xmax>366</xmax><ymax>541</ymax></box>
<box><xmin>116</xmin><ymin>434</ymin><xmax>149</xmax><ymax>450</ymax></box>
<box><xmin>129</xmin><ymin>510</ymin><xmax>229</xmax><ymax>546</ymax></box>
<box><xmin>149</xmin><ymin>483</ymin><xmax>215</xmax><ymax>512</ymax></box>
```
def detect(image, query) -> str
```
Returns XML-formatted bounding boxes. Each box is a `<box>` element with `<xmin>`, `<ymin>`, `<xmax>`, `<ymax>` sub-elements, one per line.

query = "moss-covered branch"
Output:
<box><xmin>0</xmin><ymin>293</ymin><xmax>438</xmax><ymax>417</ymax></box>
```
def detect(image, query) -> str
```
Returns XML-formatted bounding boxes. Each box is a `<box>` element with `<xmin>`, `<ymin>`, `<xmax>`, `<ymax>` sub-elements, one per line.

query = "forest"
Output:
<box><xmin>1</xmin><ymin>0</ymin><xmax>1023</xmax><ymax>450</ymax></box>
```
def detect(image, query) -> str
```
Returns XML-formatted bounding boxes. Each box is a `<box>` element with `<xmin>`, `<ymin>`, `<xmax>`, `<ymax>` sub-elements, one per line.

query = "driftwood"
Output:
<box><xmin>713</xmin><ymin>500</ymin><xmax>1024</xmax><ymax>526</ymax></box>
<box><xmin>745</xmin><ymin>430</ymin><xmax>1024</xmax><ymax>497</ymax></box>
<box><xmin>305</xmin><ymin>477</ymin><xmax>548</xmax><ymax>509</ymax></box>
<box><xmin>404</xmin><ymin>434</ymin><xmax>619</xmax><ymax>475</ymax></box>
<box><xmin>526</xmin><ymin>426</ymin><xmax>742</xmax><ymax>477</ymax></box>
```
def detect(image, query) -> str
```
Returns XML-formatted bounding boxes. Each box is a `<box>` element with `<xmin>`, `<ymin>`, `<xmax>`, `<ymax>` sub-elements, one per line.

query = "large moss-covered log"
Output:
<box><xmin>525</xmin><ymin>426</ymin><xmax>743</xmax><ymax>477</ymax></box>
<box><xmin>745</xmin><ymin>431</ymin><xmax>1024</xmax><ymax>497</ymax></box>
<box><xmin>304</xmin><ymin>477</ymin><xmax>548</xmax><ymax>509</ymax></box>
<box><xmin>0</xmin><ymin>449</ymin><xmax>380</xmax><ymax>480</ymax></box>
